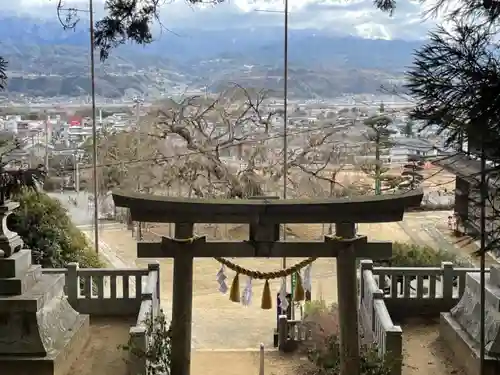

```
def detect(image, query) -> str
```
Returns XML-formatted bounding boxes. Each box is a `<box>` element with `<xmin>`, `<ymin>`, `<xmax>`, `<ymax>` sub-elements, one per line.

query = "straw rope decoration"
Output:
<box><xmin>214</xmin><ymin>235</ymin><xmax>356</xmax><ymax>309</ymax></box>
<box><xmin>214</xmin><ymin>256</ymin><xmax>316</xmax><ymax>309</ymax></box>
<box><xmin>168</xmin><ymin>235</ymin><xmax>363</xmax><ymax>309</ymax></box>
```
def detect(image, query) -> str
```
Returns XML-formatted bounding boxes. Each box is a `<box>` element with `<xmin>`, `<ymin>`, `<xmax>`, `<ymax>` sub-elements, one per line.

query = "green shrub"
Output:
<box><xmin>9</xmin><ymin>189</ymin><xmax>103</xmax><ymax>268</ymax></box>
<box><xmin>376</xmin><ymin>242</ymin><xmax>470</xmax><ymax>267</ymax></box>
<box><xmin>121</xmin><ymin>309</ymin><xmax>172</xmax><ymax>375</ymax></box>
<box><xmin>304</xmin><ymin>299</ymin><xmax>328</xmax><ymax>317</ymax></box>
<box><xmin>298</xmin><ymin>302</ymin><xmax>391</xmax><ymax>375</ymax></box>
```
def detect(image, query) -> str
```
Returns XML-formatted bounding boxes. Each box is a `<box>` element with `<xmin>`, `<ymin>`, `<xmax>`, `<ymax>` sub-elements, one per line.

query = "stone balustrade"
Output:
<box><xmin>42</xmin><ymin>262</ymin><xmax>161</xmax><ymax>375</ymax></box>
<box><xmin>359</xmin><ymin>260</ymin><xmax>491</xmax><ymax>375</ymax></box>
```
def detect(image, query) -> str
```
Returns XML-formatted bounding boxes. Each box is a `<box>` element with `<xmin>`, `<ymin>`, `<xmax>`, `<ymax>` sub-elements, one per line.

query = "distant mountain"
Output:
<box><xmin>0</xmin><ymin>16</ymin><xmax>423</xmax><ymax>99</ymax></box>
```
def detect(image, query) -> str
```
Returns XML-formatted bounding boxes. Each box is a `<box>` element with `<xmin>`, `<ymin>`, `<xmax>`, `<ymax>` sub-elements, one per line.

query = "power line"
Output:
<box><xmin>53</xmin><ymin>125</ymin><xmax>460</xmax><ymax>173</ymax></box>
<box><xmin>55</xmin><ymin>124</ymin><xmax>349</xmax><ymax>171</ymax></box>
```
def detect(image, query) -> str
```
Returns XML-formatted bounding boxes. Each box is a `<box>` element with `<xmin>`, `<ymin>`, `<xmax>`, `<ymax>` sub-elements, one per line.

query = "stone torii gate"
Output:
<box><xmin>113</xmin><ymin>190</ymin><xmax>423</xmax><ymax>375</ymax></box>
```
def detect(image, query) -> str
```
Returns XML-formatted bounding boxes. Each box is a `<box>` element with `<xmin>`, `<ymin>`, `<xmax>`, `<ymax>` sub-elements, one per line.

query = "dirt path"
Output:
<box><xmin>402</xmin><ymin>320</ymin><xmax>465</xmax><ymax>375</ymax></box>
<box><xmin>192</xmin><ymin>350</ymin><xmax>300</xmax><ymax>375</ymax></box>
<box><xmin>68</xmin><ymin>317</ymin><xmax>133</xmax><ymax>375</ymax></box>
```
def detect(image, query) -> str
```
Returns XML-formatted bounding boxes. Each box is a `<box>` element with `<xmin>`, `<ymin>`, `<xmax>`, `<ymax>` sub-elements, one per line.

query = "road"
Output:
<box><xmin>48</xmin><ymin>191</ymin><xmax>115</xmax><ymax>226</ymax></box>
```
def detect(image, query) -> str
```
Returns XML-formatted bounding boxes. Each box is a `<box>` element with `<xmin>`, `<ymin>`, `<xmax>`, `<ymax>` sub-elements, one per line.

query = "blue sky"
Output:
<box><xmin>1</xmin><ymin>0</ymin><xmax>446</xmax><ymax>40</ymax></box>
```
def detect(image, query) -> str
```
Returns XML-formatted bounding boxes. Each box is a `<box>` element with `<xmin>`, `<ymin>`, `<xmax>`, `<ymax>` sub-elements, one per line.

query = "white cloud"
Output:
<box><xmin>0</xmin><ymin>0</ymin><xmax>441</xmax><ymax>40</ymax></box>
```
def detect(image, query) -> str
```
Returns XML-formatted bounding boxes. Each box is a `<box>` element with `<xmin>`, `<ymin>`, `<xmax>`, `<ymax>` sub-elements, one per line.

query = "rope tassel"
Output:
<box><xmin>261</xmin><ymin>280</ymin><xmax>272</xmax><ymax>309</ymax></box>
<box><xmin>229</xmin><ymin>273</ymin><xmax>240</xmax><ymax>302</ymax></box>
<box><xmin>213</xmin><ymin>256</ymin><xmax>319</xmax><ymax>310</ymax></box>
<box><xmin>293</xmin><ymin>272</ymin><xmax>305</xmax><ymax>301</ymax></box>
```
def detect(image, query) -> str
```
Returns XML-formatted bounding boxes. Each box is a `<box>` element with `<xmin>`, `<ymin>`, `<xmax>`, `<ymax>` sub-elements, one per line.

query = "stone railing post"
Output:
<box><xmin>148</xmin><ymin>262</ymin><xmax>160</xmax><ymax>302</ymax></box>
<box><xmin>441</xmin><ymin>262</ymin><xmax>454</xmax><ymax>301</ymax></box>
<box><xmin>148</xmin><ymin>262</ymin><xmax>160</xmax><ymax>317</ymax></box>
<box><xmin>278</xmin><ymin>315</ymin><xmax>288</xmax><ymax>351</ymax></box>
<box><xmin>129</xmin><ymin>326</ymin><xmax>147</xmax><ymax>375</ymax></box>
<box><xmin>259</xmin><ymin>343</ymin><xmax>265</xmax><ymax>375</ymax></box>
<box><xmin>67</xmin><ymin>262</ymin><xmax>79</xmax><ymax>306</ymax></box>
<box><xmin>359</xmin><ymin>260</ymin><xmax>374</xmax><ymax>302</ymax></box>
<box><xmin>385</xmin><ymin>327</ymin><xmax>403</xmax><ymax>375</ymax></box>
<box><xmin>371</xmin><ymin>289</ymin><xmax>384</xmax><ymax>332</ymax></box>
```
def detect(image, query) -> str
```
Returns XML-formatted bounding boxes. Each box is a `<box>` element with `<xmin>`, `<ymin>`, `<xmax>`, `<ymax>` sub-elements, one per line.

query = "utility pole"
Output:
<box><xmin>134</xmin><ymin>98</ymin><xmax>143</xmax><ymax>240</ymax></box>
<box><xmin>282</xmin><ymin>0</ymin><xmax>290</xmax><ymax>317</ymax></box>
<box><xmin>74</xmin><ymin>152</ymin><xmax>80</xmax><ymax>194</ymax></box>
<box><xmin>44</xmin><ymin>115</ymin><xmax>49</xmax><ymax>170</ymax></box>
<box><xmin>89</xmin><ymin>0</ymin><xmax>99</xmax><ymax>254</ymax></box>
<box><xmin>374</xmin><ymin>102</ymin><xmax>386</xmax><ymax>195</ymax></box>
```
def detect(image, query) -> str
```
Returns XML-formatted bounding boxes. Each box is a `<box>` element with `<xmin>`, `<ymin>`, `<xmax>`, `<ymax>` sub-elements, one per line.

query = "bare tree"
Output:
<box><xmin>0</xmin><ymin>58</ymin><xmax>6</xmax><ymax>90</ymax></box>
<box><xmin>293</xmin><ymin>140</ymin><xmax>367</xmax><ymax>233</ymax></box>
<box><xmin>90</xmin><ymin>86</ymin><xmax>389</xmax><ymax>206</ymax></box>
<box><xmin>146</xmin><ymin>86</ymin><xmax>278</xmax><ymax>199</ymax></box>
<box><xmin>128</xmin><ymin>85</ymin><xmax>373</xmax><ymax>203</ymax></box>
<box><xmin>89</xmin><ymin>125</ymin><xmax>167</xmax><ymax>199</ymax></box>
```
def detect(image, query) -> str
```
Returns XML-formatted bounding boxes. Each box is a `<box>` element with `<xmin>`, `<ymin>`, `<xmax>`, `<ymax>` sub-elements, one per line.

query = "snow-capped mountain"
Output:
<box><xmin>0</xmin><ymin>0</ymin><xmax>436</xmax><ymax>41</ymax></box>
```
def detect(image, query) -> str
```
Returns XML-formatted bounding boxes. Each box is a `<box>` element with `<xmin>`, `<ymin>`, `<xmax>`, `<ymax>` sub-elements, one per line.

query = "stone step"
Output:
<box><xmin>0</xmin><ymin>273</ymin><xmax>65</xmax><ymax>312</ymax></box>
<box><xmin>0</xmin><ymin>265</ymin><xmax>42</xmax><ymax>296</ymax></box>
<box><xmin>0</xmin><ymin>314</ymin><xmax>90</xmax><ymax>375</ymax></box>
<box><xmin>0</xmin><ymin>250</ymin><xmax>32</xmax><ymax>279</ymax></box>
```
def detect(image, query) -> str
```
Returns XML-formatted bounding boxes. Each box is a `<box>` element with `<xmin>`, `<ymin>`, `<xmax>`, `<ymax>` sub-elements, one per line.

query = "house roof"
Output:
<box><xmin>430</xmin><ymin>153</ymin><xmax>500</xmax><ymax>189</ymax></box>
<box><xmin>392</xmin><ymin>137</ymin><xmax>434</xmax><ymax>150</ymax></box>
<box><xmin>21</xmin><ymin>141</ymin><xmax>55</xmax><ymax>151</ymax></box>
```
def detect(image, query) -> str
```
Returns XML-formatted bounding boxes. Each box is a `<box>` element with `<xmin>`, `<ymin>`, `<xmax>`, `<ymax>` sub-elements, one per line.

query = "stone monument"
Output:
<box><xmin>440</xmin><ymin>265</ymin><xmax>500</xmax><ymax>375</ymax></box>
<box><xmin>0</xmin><ymin>197</ymin><xmax>89</xmax><ymax>375</ymax></box>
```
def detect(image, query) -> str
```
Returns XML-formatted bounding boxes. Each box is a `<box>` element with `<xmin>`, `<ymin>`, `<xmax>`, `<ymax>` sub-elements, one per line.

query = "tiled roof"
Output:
<box><xmin>431</xmin><ymin>153</ymin><xmax>500</xmax><ymax>189</ymax></box>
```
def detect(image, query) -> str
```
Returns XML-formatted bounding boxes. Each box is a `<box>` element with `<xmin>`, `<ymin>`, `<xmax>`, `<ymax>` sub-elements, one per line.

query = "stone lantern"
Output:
<box><xmin>0</xmin><ymin>167</ymin><xmax>89</xmax><ymax>375</ymax></box>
